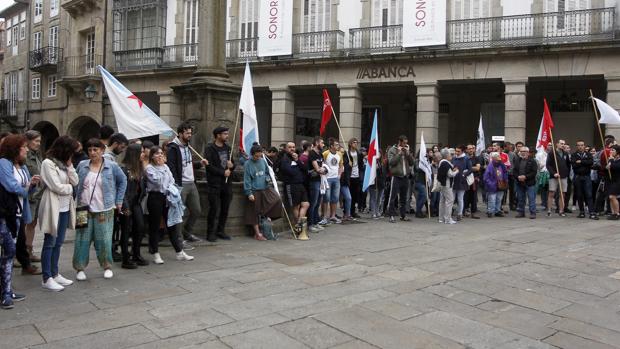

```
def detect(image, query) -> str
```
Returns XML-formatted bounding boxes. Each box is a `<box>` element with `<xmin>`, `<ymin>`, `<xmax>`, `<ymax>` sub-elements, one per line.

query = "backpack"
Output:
<box><xmin>259</xmin><ymin>216</ymin><xmax>277</xmax><ymax>240</ymax></box>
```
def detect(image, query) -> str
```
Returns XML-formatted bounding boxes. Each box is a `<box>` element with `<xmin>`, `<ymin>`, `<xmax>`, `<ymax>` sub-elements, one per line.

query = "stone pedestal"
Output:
<box><xmin>605</xmin><ymin>76</ymin><xmax>620</xmax><ymax>140</ymax></box>
<box><xmin>271</xmin><ymin>87</ymin><xmax>295</xmax><ymax>146</ymax></box>
<box><xmin>338</xmin><ymin>85</ymin><xmax>362</xmax><ymax>143</ymax></box>
<box><xmin>504</xmin><ymin>79</ymin><xmax>528</xmax><ymax>143</ymax></box>
<box><xmin>416</xmin><ymin>82</ymin><xmax>439</xmax><ymax>149</ymax></box>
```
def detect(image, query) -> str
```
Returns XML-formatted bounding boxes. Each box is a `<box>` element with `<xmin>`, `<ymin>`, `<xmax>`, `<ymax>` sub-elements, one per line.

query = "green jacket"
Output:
<box><xmin>387</xmin><ymin>145</ymin><xmax>414</xmax><ymax>178</ymax></box>
<box><xmin>25</xmin><ymin>149</ymin><xmax>43</xmax><ymax>202</ymax></box>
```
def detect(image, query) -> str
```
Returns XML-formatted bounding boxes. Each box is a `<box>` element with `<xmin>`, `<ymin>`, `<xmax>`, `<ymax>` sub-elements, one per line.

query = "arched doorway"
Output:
<box><xmin>68</xmin><ymin>116</ymin><xmax>100</xmax><ymax>145</ymax></box>
<box><xmin>32</xmin><ymin>121</ymin><xmax>60</xmax><ymax>154</ymax></box>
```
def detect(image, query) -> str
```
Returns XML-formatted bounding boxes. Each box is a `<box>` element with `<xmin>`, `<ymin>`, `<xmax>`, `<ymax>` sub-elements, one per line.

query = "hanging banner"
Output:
<box><xmin>258</xmin><ymin>0</ymin><xmax>293</xmax><ymax>57</ymax></box>
<box><xmin>402</xmin><ymin>0</ymin><xmax>447</xmax><ymax>47</ymax></box>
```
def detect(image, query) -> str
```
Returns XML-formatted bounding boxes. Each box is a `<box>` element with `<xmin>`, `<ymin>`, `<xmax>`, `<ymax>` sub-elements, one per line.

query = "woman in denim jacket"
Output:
<box><xmin>73</xmin><ymin>138</ymin><xmax>127</xmax><ymax>281</ymax></box>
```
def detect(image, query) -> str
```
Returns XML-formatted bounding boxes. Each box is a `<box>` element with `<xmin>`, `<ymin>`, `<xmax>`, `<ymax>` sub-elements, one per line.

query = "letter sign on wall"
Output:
<box><xmin>258</xmin><ymin>0</ymin><xmax>293</xmax><ymax>57</ymax></box>
<box><xmin>402</xmin><ymin>0</ymin><xmax>447</xmax><ymax>47</ymax></box>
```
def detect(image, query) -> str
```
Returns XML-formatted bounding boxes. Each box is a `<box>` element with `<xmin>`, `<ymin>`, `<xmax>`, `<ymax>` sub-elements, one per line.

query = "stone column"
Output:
<box><xmin>194</xmin><ymin>0</ymin><xmax>228</xmax><ymax>79</ymax></box>
<box><xmin>271</xmin><ymin>87</ymin><xmax>295</xmax><ymax>146</ymax></box>
<box><xmin>416</xmin><ymin>82</ymin><xmax>439</xmax><ymax>148</ymax></box>
<box><xmin>158</xmin><ymin>90</ymin><xmax>182</xmax><ymax>133</ymax></box>
<box><xmin>504</xmin><ymin>79</ymin><xmax>527</xmax><ymax>143</ymax></box>
<box><xmin>338</xmin><ymin>85</ymin><xmax>362</xmax><ymax>144</ymax></box>
<box><xmin>605</xmin><ymin>76</ymin><xmax>620</xmax><ymax>139</ymax></box>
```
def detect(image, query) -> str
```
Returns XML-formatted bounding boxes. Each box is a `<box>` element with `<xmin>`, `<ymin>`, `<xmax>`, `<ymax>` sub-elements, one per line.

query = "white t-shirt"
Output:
<box><xmin>350</xmin><ymin>151</ymin><xmax>359</xmax><ymax>178</ymax></box>
<box><xmin>178</xmin><ymin>140</ymin><xmax>195</xmax><ymax>183</ymax></box>
<box><xmin>13</xmin><ymin>166</ymin><xmax>28</xmax><ymax>217</ymax></box>
<box><xmin>323</xmin><ymin>151</ymin><xmax>342</xmax><ymax>179</ymax></box>
<box><xmin>81</xmin><ymin>170</ymin><xmax>109</xmax><ymax>212</ymax></box>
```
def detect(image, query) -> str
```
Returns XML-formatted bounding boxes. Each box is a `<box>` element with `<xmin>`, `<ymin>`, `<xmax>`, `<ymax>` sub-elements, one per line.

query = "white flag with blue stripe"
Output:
<box><xmin>98</xmin><ymin>65</ymin><xmax>174</xmax><ymax>140</ymax></box>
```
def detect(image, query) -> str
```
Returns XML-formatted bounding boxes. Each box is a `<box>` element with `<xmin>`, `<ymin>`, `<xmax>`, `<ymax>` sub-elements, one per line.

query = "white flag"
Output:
<box><xmin>419</xmin><ymin>132</ymin><xmax>432</xmax><ymax>186</ymax></box>
<box><xmin>592</xmin><ymin>97</ymin><xmax>620</xmax><ymax>125</ymax></box>
<box><xmin>476</xmin><ymin>115</ymin><xmax>485</xmax><ymax>156</ymax></box>
<box><xmin>240</xmin><ymin>62</ymin><xmax>259</xmax><ymax>154</ymax></box>
<box><xmin>98</xmin><ymin>66</ymin><xmax>174</xmax><ymax>139</ymax></box>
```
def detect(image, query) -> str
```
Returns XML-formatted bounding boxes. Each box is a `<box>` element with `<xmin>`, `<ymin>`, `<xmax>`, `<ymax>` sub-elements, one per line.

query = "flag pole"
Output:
<box><xmin>548</xmin><ymin>129</ymin><xmax>565</xmax><ymax>210</ymax></box>
<box><xmin>329</xmin><ymin>105</ymin><xmax>352</xmax><ymax>163</ymax></box>
<box><xmin>170</xmin><ymin>130</ymin><xmax>206</xmax><ymax>161</ymax></box>
<box><xmin>225</xmin><ymin>108</ymin><xmax>242</xmax><ymax>184</ymax></box>
<box><xmin>589</xmin><ymin>89</ymin><xmax>612</xmax><ymax>179</ymax></box>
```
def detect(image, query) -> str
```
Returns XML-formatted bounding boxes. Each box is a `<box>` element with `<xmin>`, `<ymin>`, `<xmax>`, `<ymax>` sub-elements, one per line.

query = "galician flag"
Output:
<box><xmin>592</xmin><ymin>97</ymin><xmax>620</xmax><ymax>125</ymax></box>
<box><xmin>363</xmin><ymin>110</ymin><xmax>379</xmax><ymax>192</ymax></box>
<box><xmin>419</xmin><ymin>132</ymin><xmax>432</xmax><ymax>186</ymax></box>
<box><xmin>475</xmin><ymin>114</ymin><xmax>485</xmax><ymax>156</ymax></box>
<box><xmin>98</xmin><ymin>65</ymin><xmax>174</xmax><ymax>139</ymax></box>
<box><xmin>240</xmin><ymin>62</ymin><xmax>259</xmax><ymax>154</ymax></box>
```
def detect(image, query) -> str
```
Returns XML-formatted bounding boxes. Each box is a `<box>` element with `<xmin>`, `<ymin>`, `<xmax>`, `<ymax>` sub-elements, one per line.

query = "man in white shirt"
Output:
<box><xmin>322</xmin><ymin>139</ymin><xmax>343</xmax><ymax>224</ymax></box>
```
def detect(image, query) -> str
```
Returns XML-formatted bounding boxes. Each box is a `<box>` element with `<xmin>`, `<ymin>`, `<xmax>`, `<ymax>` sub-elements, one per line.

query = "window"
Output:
<box><xmin>11</xmin><ymin>24</ymin><xmax>18</xmax><ymax>55</ymax></box>
<box><xmin>33</xmin><ymin>32</ymin><xmax>42</xmax><ymax>50</ymax></box>
<box><xmin>239</xmin><ymin>0</ymin><xmax>258</xmax><ymax>52</ymax></box>
<box><xmin>19</xmin><ymin>11</ymin><xmax>26</xmax><ymax>40</ymax></box>
<box><xmin>31</xmin><ymin>77</ymin><xmax>41</xmax><ymax>100</ymax></box>
<box><xmin>49</xmin><ymin>26</ymin><xmax>59</xmax><ymax>47</ymax></box>
<box><xmin>47</xmin><ymin>75</ymin><xmax>57</xmax><ymax>97</ymax></box>
<box><xmin>34</xmin><ymin>0</ymin><xmax>43</xmax><ymax>23</ymax></box>
<box><xmin>6</xmin><ymin>20</ymin><xmax>11</xmax><ymax>47</ymax></box>
<box><xmin>50</xmin><ymin>0</ymin><xmax>59</xmax><ymax>17</ymax></box>
<box><xmin>85</xmin><ymin>32</ymin><xmax>96</xmax><ymax>73</ymax></box>
<box><xmin>17</xmin><ymin>70</ymin><xmax>23</xmax><ymax>101</ymax></box>
<box><xmin>183</xmin><ymin>0</ymin><xmax>199</xmax><ymax>58</ymax></box>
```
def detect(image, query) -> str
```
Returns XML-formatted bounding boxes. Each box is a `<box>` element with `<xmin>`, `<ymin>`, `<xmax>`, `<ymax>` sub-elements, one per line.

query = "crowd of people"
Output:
<box><xmin>0</xmin><ymin>120</ymin><xmax>618</xmax><ymax>311</ymax></box>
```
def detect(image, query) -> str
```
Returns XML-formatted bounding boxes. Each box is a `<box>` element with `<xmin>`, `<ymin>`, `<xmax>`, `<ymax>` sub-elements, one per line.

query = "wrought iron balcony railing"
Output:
<box><xmin>29</xmin><ymin>47</ymin><xmax>63</xmax><ymax>71</ymax></box>
<box><xmin>225</xmin><ymin>37</ymin><xmax>259</xmax><ymax>63</ymax></box>
<box><xmin>349</xmin><ymin>25</ymin><xmax>403</xmax><ymax>54</ymax></box>
<box><xmin>59</xmin><ymin>54</ymin><xmax>103</xmax><ymax>78</ymax></box>
<box><xmin>293</xmin><ymin>30</ymin><xmax>345</xmax><ymax>57</ymax></box>
<box><xmin>447</xmin><ymin>7</ymin><xmax>615</xmax><ymax>49</ymax></box>
<box><xmin>113</xmin><ymin>44</ymin><xmax>198</xmax><ymax>71</ymax></box>
<box><xmin>0</xmin><ymin>99</ymin><xmax>18</xmax><ymax>119</ymax></box>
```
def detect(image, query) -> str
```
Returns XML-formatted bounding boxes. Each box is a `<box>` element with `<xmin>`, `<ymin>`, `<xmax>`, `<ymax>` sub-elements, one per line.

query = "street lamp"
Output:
<box><xmin>84</xmin><ymin>84</ymin><xmax>97</xmax><ymax>101</ymax></box>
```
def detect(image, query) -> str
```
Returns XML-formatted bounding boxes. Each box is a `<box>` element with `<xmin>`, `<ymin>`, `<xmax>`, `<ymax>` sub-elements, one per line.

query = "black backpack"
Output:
<box><xmin>0</xmin><ymin>183</ymin><xmax>21</xmax><ymax>237</ymax></box>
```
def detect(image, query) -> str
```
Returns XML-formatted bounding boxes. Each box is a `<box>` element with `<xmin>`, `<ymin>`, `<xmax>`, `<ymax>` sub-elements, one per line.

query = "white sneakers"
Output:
<box><xmin>54</xmin><ymin>274</ymin><xmax>74</xmax><ymax>286</ymax></box>
<box><xmin>152</xmin><ymin>253</ymin><xmax>164</xmax><ymax>265</ymax></box>
<box><xmin>42</xmin><ymin>278</ymin><xmax>64</xmax><ymax>292</ymax></box>
<box><xmin>176</xmin><ymin>251</ymin><xmax>194</xmax><ymax>261</ymax></box>
<box><xmin>76</xmin><ymin>271</ymin><xmax>87</xmax><ymax>281</ymax></box>
<box><xmin>103</xmin><ymin>269</ymin><xmax>113</xmax><ymax>279</ymax></box>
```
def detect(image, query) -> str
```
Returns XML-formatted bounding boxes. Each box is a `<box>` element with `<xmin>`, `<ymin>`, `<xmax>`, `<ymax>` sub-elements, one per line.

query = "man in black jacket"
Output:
<box><xmin>345</xmin><ymin>138</ymin><xmax>365</xmax><ymax>218</ymax></box>
<box><xmin>280</xmin><ymin>142</ymin><xmax>309</xmax><ymax>227</ymax></box>
<box><xmin>513</xmin><ymin>147</ymin><xmax>538</xmax><ymax>219</ymax></box>
<box><xmin>546</xmin><ymin>139</ymin><xmax>571</xmax><ymax>217</ymax></box>
<box><xmin>204</xmin><ymin>126</ymin><xmax>235</xmax><ymax>242</ymax></box>
<box><xmin>167</xmin><ymin>122</ymin><xmax>209</xmax><ymax>247</ymax></box>
<box><xmin>571</xmin><ymin>140</ymin><xmax>598</xmax><ymax>219</ymax></box>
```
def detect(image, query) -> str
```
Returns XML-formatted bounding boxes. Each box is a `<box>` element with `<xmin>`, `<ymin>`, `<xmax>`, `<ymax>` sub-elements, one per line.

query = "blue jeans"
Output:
<box><xmin>340</xmin><ymin>185</ymin><xmax>352</xmax><ymax>216</ymax></box>
<box><xmin>516</xmin><ymin>184</ymin><xmax>537</xmax><ymax>214</ymax></box>
<box><xmin>368</xmin><ymin>185</ymin><xmax>384</xmax><ymax>216</ymax></box>
<box><xmin>41</xmin><ymin>211</ymin><xmax>69</xmax><ymax>282</ymax></box>
<box><xmin>309</xmin><ymin>181</ymin><xmax>322</xmax><ymax>226</ymax></box>
<box><xmin>487</xmin><ymin>191</ymin><xmax>504</xmax><ymax>214</ymax></box>
<box><xmin>430</xmin><ymin>191</ymin><xmax>440</xmax><ymax>215</ymax></box>
<box><xmin>454</xmin><ymin>189</ymin><xmax>466</xmax><ymax>215</ymax></box>
<box><xmin>325</xmin><ymin>178</ymin><xmax>340</xmax><ymax>204</ymax></box>
<box><xmin>415</xmin><ymin>181</ymin><xmax>427</xmax><ymax>213</ymax></box>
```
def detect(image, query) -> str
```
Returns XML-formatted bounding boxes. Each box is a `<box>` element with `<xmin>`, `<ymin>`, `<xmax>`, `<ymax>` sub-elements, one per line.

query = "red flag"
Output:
<box><xmin>320</xmin><ymin>89</ymin><xmax>333</xmax><ymax>136</ymax></box>
<box><xmin>537</xmin><ymin>98</ymin><xmax>555</xmax><ymax>150</ymax></box>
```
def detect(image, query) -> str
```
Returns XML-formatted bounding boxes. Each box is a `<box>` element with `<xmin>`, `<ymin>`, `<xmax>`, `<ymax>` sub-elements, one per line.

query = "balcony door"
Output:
<box><xmin>49</xmin><ymin>26</ymin><xmax>59</xmax><ymax>63</ymax></box>
<box><xmin>451</xmin><ymin>0</ymin><xmax>492</xmax><ymax>44</ymax></box>
<box><xmin>85</xmin><ymin>32</ymin><xmax>96</xmax><ymax>75</ymax></box>
<box><xmin>543</xmin><ymin>0</ymin><xmax>591</xmax><ymax>38</ymax></box>
<box><xmin>183</xmin><ymin>0</ymin><xmax>199</xmax><ymax>62</ymax></box>
<box><xmin>239</xmin><ymin>0</ymin><xmax>258</xmax><ymax>57</ymax></box>
<box><xmin>370</xmin><ymin>0</ymin><xmax>402</xmax><ymax>49</ymax></box>
<box><xmin>300</xmin><ymin>0</ymin><xmax>332</xmax><ymax>52</ymax></box>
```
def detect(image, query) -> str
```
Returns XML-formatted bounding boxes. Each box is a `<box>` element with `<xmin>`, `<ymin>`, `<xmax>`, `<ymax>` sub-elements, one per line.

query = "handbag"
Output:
<box><xmin>466</xmin><ymin>173</ymin><xmax>475</xmax><ymax>186</ymax></box>
<box><xmin>75</xmin><ymin>161</ymin><xmax>103</xmax><ymax>229</ymax></box>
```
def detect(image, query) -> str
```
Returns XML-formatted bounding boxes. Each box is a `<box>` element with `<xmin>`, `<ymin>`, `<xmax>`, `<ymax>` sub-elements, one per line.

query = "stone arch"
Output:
<box><xmin>67</xmin><ymin>116</ymin><xmax>100</xmax><ymax>145</ymax></box>
<box><xmin>31</xmin><ymin>121</ymin><xmax>60</xmax><ymax>154</ymax></box>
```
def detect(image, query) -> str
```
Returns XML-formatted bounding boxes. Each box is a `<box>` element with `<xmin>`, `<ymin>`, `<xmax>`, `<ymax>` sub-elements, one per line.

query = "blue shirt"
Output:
<box><xmin>0</xmin><ymin>159</ymin><xmax>34</xmax><ymax>224</ymax></box>
<box><xmin>76</xmin><ymin>159</ymin><xmax>127</xmax><ymax>209</ymax></box>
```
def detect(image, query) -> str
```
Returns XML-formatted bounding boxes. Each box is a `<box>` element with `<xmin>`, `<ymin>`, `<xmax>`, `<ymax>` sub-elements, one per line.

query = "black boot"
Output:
<box><xmin>121</xmin><ymin>258</ymin><xmax>137</xmax><ymax>269</ymax></box>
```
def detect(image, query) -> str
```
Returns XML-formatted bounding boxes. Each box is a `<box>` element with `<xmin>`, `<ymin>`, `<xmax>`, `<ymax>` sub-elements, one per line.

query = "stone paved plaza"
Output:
<box><xmin>2</xmin><ymin>215</ymin><xmax>620</xmax><ymax>349</ymax></box>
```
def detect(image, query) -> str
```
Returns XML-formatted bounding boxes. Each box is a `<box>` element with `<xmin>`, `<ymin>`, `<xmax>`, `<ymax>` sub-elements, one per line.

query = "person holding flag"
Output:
<box><xmin>363</xmin><ymin>111</ymin><xmax>385</xmax><ymax>219</ymax></box>
<box><xmin>204</xmin><ymin>127</ymin><xmax>235</xmax><ymax>242</ymax></box>
<box><xmin>415</xmin><ymin>133</ymin><xmax>433</xmax><ymax>218</ymax></box>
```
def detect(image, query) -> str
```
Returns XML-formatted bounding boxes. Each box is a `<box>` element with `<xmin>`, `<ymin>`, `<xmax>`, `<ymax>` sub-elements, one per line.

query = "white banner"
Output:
<box><xmin>402</xmin><ymin>0</ymin><xmax>447</xmax><ymax>47</ymax></box>
<box><xmin>258</xmin><ymin>0</ymin><xmax>293</xmax><ymax>57</ymax></box>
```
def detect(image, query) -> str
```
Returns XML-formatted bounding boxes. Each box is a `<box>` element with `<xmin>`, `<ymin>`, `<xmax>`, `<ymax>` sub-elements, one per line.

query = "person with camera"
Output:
<box><xmin>387</xmin><ymin>135</ymin><xmax>414</xmax><ymax>223</ymax></box>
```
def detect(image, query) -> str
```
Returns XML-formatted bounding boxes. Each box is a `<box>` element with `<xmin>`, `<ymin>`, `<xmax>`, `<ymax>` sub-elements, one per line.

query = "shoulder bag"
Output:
<box><xmin>75</xmin><ymin>161</ymin><xmax>103</xmax><ymax>229</ymax></box>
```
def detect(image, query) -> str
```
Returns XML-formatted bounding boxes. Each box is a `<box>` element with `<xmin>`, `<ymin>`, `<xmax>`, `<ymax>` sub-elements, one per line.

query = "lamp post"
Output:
<box><xmin>84</xmin><ymin>84</ymin><xmax>97</xmax><ymax>101</ymax></box>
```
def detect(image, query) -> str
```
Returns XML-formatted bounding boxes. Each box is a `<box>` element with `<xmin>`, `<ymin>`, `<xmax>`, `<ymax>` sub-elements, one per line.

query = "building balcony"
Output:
<box><xmin>0</xmin><ymin>99</ymin><xmax>18</xmax><ymax>121</ymax></box>
<box><xmin>113</xmin><ymin>44</ymin><xmax>198</xmax><ymax>72</ymax></box>
<box><xmin>225</xmin><ymin>38</ymin><xmax>259</xmax><ymax>63</ymax></box>
<box><xmin>62</xmin><ymin>0</ymin><xmax>104</xmax><ymax>18</ymax></box>
<box><xmin>29</xmin><ymin>47</ymin><xmax>63</xmax><ymax>73</ymax></box>
<box><xmin>58</xmin><ymin>54</ymin><xmax>102</xmax><ymax>90</ymax></box>
<box><xmin>349</xmin><ymin>25</ymin><xmax>402</xmax><ymax>55</ymax></box>
<box><xmin>293</xmin><ymin>30</ymin><xmax>345</xmax><ymax>58</ymax></box>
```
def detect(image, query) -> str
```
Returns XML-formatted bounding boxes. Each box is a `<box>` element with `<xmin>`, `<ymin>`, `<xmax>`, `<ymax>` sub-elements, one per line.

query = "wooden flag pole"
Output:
<box><xmin>589</xmin><ymin>89</ymin><xmax>612</xmax><ymax>179</ymax></box>
<box><xmin>329</xmin><ymin>105</ymin><xmax>353</xmax><ymax>163</ymax></box>
<box><xmin>224</xmin><ymin>109</ymin><xmax>242</xmax><ymax>184</ymax></box>
<box><xmin>548</xmin><ymin>129</ymin><xmax>565</xmax><ymax>210</ymax></box>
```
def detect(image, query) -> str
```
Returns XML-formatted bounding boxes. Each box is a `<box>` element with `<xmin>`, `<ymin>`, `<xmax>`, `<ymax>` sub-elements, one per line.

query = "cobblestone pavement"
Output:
<box><xmin>2</xmin><ymin>214</ymin><xmax>620</xmax><ymax>349</ymax></box>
